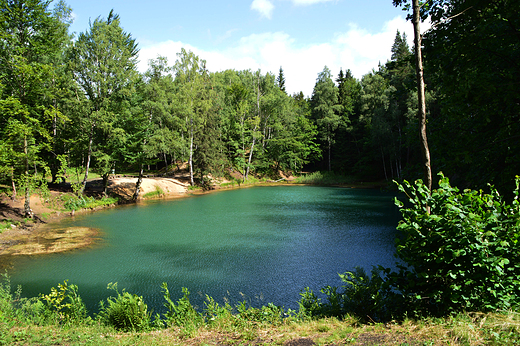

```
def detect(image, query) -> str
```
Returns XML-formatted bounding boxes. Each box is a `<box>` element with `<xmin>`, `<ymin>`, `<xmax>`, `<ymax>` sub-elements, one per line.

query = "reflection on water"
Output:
<box><xmin>6</xmin><ymin>186</ymin><xmax>400</xmax><ymax>313</ymax></box>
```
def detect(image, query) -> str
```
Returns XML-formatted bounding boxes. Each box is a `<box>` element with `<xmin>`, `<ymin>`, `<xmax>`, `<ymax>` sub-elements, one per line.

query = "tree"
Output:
<box><xmin>0</xmin><ymin>0</ymin><xmax>71</xmax><ymax>216</ymax></box>
<box><xmin>276</xmin><ymin>66</ymin><xmax>286</xmax><ymax>94</ymax></box>
<box><xmin>173</xmin><ymin>48</ymin><xmax>212</xmax><ymax>186</ymax></box>
<box><xmin>391</xmin><ymin>30</ymin><xmax>410</xmax><ymax>61</ymax></box>
<box><xmin>424</xmin><ymin>0</ymin><xmax>520</xmax><ymax>193</ymax></box>
<box><xmin>71</xmin><ymin>10</ymin><xmax>139</xmax><ymax>194</ymax></box>
<box><xmin>310</xmin><ymin>66</ymin><xmax>342</xmax><ymax>171</ymax></box>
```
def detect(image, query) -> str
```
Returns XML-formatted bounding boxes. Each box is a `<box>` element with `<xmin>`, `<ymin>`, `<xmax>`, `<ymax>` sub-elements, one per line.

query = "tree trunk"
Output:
<box><xmin>23</xmin><ymin>135</ymin><xmax>32</xmax><ymax>218</ymax></box>
<box><xmin>133</xmin><ymin>163</ymin><xmax>144</xmax><ymax>201</ymax></box>
<box><xmin>412</xmin><ymin>0</ymin><xmax>432</xmax><ymax>192</ymax></box>
<box><xmin>10</xmin><ymin>167</ymin><xmax>16</xmax><ymax>200</ymax></box>
<box><xmin>80</xmin><ymin>123</ymin><xmax>94</xmax><ymax>195</ymax></box>
<box><xmin>189</xmin><ymin>115</ymin><xmax>194</xmax><ymax>186</ymax></box>
<box><xmin>328</xmin><ymin>136</ymin><xmax>332</xmax><ymax>172</ymax></box>
<box><xmin>102</xmin><ymin>173</ymin><xmax>109</xmax><ymax>196</ymax></box>
<box><xmin>244</xmin><ymin>127</ymin><xmax>257</xmax><ymax>182</ymax></box>
<box><xmin>381</xmin><ymin>146</ymin><xmax>388</xmax><ymax>181</ymax></box>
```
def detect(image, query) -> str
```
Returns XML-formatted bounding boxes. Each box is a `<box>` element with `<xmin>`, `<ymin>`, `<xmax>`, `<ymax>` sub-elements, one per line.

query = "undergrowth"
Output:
<box><xmin>0</xmin><ymin>273</ymin><xmax>519</xmax><ymax>345</ymax></box>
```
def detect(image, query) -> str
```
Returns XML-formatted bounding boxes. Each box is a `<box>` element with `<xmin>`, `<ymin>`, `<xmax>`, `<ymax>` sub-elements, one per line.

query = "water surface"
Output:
<box><xmin>6</xmin><ymin>186</ymin><xmax>400</xmax><ymax>313</ymax></box>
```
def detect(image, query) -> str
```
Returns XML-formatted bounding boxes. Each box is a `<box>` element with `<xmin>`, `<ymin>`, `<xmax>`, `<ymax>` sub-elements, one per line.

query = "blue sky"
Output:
<box><xmin>65</xmin><ymin>0</ymin><xmax>421</xmax><ymax>97</ymax></box>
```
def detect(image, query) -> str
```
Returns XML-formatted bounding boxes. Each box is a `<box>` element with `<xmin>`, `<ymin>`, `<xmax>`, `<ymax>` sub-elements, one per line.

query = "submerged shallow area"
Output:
<box><xmin>5</xmin><ymin>185</ymin><xmax>400</xmax><ymax>313</ymax></box>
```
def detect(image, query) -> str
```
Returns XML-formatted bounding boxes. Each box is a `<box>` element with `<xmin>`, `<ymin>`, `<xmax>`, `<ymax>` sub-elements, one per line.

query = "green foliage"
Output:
<box><xmin>40</xmin><ymin>280</ymin><xmax>88</xmax><ymax>324</ymax></box>
<box><xmin>0</xmin><ymin>273</ymin><xmax>47</xmax><ymax>327</ymax></box>
<box><xmin>297</xmin><ymin>287</ymin><xmax>323</xmax><ymax>319</ymax></box>
<box><xmin>0</xmin><ymin>220</ymin><xmax>16</xmax><ymax>233</ymax></box>
<box><xmin>235</xmin><ymin>301</ymin><xmax>284</xmax><ymax>325</ymax></box>
<box><xmin>297</xmin><ymin>266</ymin><xmax>389</xmax><ymax>321</ymax></box>
<box><xmin>292</xmin><ymin>171</ymin><xmax>354</xmax><ymax>185</ymax></box>
<box><xmin>60</xmin><ymin>194</ymin><xmax>118</xmax><ymax>211</ymax></box>
<box><xmin>97</xmin><ymin>282</ymin><xmax>150</xmax><ymax>332</ymax></box>
<box><xmin>391</xmin><ymin>173</ymin><xmax>520</xmax><ymax>315</ymax></box>
<box><xmin>202</xmin><ymin>295</ymin><xmax>233</xmax><ymax>326</ymax></box>
<box><xmin>339</xmin><ymin>267</ymin><xmax>388</xmax><ymax>320</ymax></box>
<box><xmin>423</xmin><ymin>0</ymin><xmax>520</xmax><ymax>193</ymax></box>
<box><xmin>142</xmin><ymin>186</ymin><xmax>165</xmax><ymax>199</ymax></box>
<box><xmin>161</xmin><ymin>284</ymin><xmax>203</xmax><ymax>336</ymax></box>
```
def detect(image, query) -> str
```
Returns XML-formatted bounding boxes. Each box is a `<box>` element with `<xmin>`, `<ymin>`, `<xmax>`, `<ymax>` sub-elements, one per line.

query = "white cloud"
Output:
<box><xmin>251</xmin><ymin>0</ymin><xmax>275</xmax><ymax>19</ymax></box>
<box><xmin>138</xmin><ymin>16</ymin><xmax>422</xmax><ymax>98</ymax></box>
<box><xmin>289</xmin><ymin>0</ymin><xmax>336</xmax><ymax>5</ymax></box>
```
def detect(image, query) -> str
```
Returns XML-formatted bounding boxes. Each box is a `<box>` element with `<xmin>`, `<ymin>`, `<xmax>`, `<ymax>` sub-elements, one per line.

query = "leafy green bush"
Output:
<box><xmin>0</xmin><ymin>273</ymin><xmax>46</xmax><ymax>327</ymax></box>
<box><xmin>339</xmin><ymin>266</ymin><xmax>389</xmax><ymax>320</ymax></box>
<box><xmin>391</xmin><ymin>173</ymin><xmax>520</xmax><ymax>315</ymax></box>
<box><xmin>297</xmin><ymin>287</ymin><xmax>324</xmax><ymax>319</ymax></box>
<box><xmin>97</xmin><ymin>283</ymin><xmax>150</xmax><ymax>332</ymax></box>
<box><xmin>297</xmin><ymin>266</ymin><xmax>389</xmax><ymax>321</ymax></box>
<box><xmin>40</xmin><ymin>280</ymin><xmax>88</xmax><ymax>324</ymax></box>
<box><xmin>235</xmin><ymin>301</ymin><xmax>284</xmax><ymax>325</ymax></box>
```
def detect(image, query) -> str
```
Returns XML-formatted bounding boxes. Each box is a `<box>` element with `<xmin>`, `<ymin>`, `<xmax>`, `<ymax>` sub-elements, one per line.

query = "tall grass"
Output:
<box><xmin>293</xmin><ymin>171</ymin><xmax>355</xmax><ymax>185</ymax></box>
<box><xmin>142</xmin><ymin>186</ymin><xmax>165</xmax><ymax>199</ymax></box>
<box><xmin>60</xmin><ymin>194</ymin><xmax>118</xmax><ymax>211</ymax></box>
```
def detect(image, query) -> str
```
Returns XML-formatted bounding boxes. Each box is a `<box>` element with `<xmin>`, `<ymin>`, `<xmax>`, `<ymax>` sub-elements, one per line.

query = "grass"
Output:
<box><xmin>142</xmin><ymin>186</ymin><xmax>165</xmax><ymax>199</ymax></box>
<box><xmin>219</xmin><ymin>176</ymin><xmax>270</xmax><ymax>189</ymax></box>
<box><xmin>65</xmin><ymin>167</ymin><xmax>101</xmax><ymax>184</ymax></box>
<box><xmin>292</xmin><ymin>171</ymin><xmax>356</xmax><ymax>185</ymax></box>
<box><xmin>1</xmin><ymin>311</ymin><xmax>519</xmax><ymax>345</ymax></box>
<box><xmin>0</xmin><ymin>219</ymin><xmax>17</xmax><ymax>233</ymax></box>
<box><xmin>60</xmin><ymin>194</ymin><xmax>118</xmax><ymax>211</ymax></box>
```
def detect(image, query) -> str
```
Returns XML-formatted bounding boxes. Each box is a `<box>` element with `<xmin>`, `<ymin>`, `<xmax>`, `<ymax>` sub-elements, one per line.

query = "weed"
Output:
<box><xmin>97</xmin><ymin>282</ymin><xmax>150</xmax><ymax>332</ymax></box>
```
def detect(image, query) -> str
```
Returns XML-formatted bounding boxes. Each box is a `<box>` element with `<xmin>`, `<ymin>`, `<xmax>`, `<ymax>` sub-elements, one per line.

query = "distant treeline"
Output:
<box><xmin>1</xmin><ymin>0</ymin><xmax>519</xmax><ymax>215</ymax></box>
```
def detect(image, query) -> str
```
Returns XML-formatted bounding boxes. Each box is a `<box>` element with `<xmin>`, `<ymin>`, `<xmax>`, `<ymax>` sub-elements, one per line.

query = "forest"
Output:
<box><xmin>0</xmin><ymin>0</ymin><xmax>519</xmax><ymax>214</ymax></box>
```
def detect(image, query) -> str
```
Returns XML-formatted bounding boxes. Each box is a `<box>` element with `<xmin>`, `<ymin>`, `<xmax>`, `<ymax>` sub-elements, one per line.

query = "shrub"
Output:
<box><xmin>0</xmin><ymin>273</ymin><xmax>46</xmax><ymax>326</ymax></box>
<box><xmin>339</xmin><ymin>266</ymin><xmax>389</xmax><ymax>321</ymax></box>
<box><xmin>297</xmin><ymin>287</ymin><xmax>324</xmax><ymax>319</ymax></box>
<box><xmin>235</xmin><ymin>301</ymin><xmax>284</xmax><ymax>325</ymax></box>
<box><xmin>97</xmin><ymin>283</ymin><xmax>150</xmax><ymax>332</ymax></box>
<box><xmin>40</xmin><ymin>280</ymin><xmax>88</xmax><ymax>324</ymax></box>
<box><xmin>297</xmin><ymin>266</ymin><xmax>389</xmax><ymax>322</ymax></box>
<box><xmin>390</xmin><ymin>173</ymin><xmax>520</xmax><ymax>315</ymax></box>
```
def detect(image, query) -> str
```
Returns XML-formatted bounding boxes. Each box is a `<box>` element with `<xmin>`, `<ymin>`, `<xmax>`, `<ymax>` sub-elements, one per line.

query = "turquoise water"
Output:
<box><xmin>5</xmin><ymin>185</ymin><xmax>400</xmax><ymax>313</ymax></box>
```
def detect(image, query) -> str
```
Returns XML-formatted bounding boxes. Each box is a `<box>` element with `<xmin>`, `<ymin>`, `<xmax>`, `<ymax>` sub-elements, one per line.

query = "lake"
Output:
<box><xmin>5</xmin><ymin>185</ymin><xmax>400</xmax><ymax>313</ymax></box>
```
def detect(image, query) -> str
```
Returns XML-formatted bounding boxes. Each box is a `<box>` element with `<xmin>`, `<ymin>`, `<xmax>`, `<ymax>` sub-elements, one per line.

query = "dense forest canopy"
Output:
<box><xmin>1</xmin><ymin>0</ymin><xmax>519</xmax><ymax>215</ymax></box>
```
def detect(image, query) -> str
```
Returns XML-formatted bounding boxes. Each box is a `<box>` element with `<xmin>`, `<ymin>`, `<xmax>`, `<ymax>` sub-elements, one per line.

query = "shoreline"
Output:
<box><xmin>0</xmin><ymin>179</ymin><xmax>279</xmax><ymax>257</ymax></box>
<box><xmin>0</xmin><ymin>178</ymin><xmax>381</xmax><ymax>258</ymax></box>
